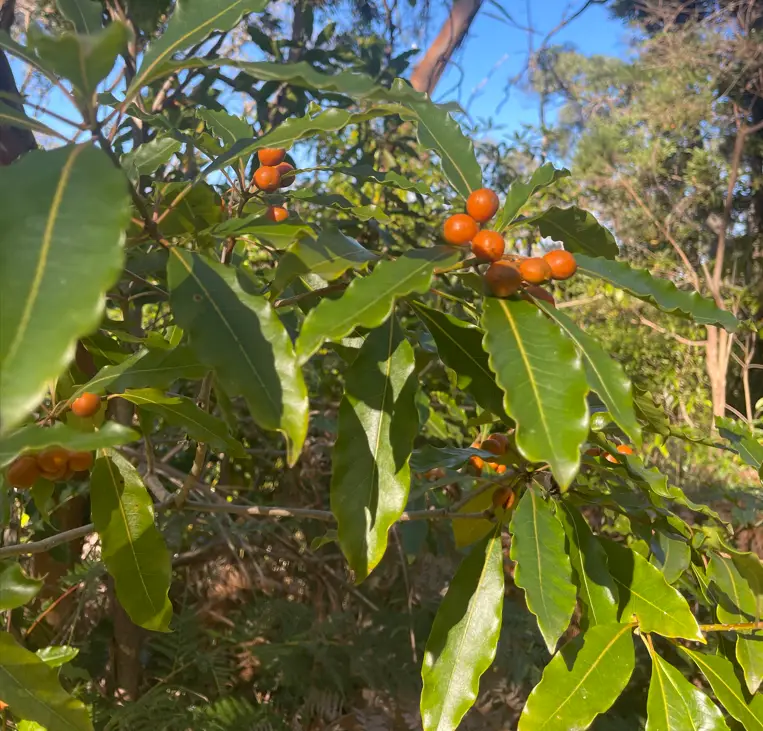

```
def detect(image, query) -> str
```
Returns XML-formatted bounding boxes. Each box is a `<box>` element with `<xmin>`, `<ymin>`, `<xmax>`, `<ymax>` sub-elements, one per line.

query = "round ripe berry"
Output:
<box><xmin>519</xmin><ymin>257</ymin><xmax>552</xmax><ymax>284</ymax></box>
<box><xmin>466</xmin><ymin>188</ymin><xmax>500</xmax><ymax>223</ymax></box>
<box><xmin>471</xmin><ymin>230</ymin><xmax>505</xmax><ymax>261</ymax></box>
<box><xmin>71</xmin><ymin>392</ymin><xmax>101</xmax><ymax>418</ymax></box>
<box><xmin>485</xmin><ymin>261</ymin><xmax>522</xmax><ymax>297</ymax></box>
<box><xmin>469</xmin><ymin>454</ymin><xmax>484</xmax><ymax>474</ymax></box>
<box><xmin>616</xmin><ymin>444</ymin><xmax>634</xmax><ymax>456</ymax></box>
<box><xmin>543</xmin><ymin>250</ymin><xmax>577</xmax><ymax>280</ymax></box>
<box><xmin>520</xmin><ymin>284</ymin><xmax>556</xmax><ymax>307</ymax></box>
<box><xmin>68</xmin><ymin>451</ymin><xmax>94</xmax><ymax>472</ymax></box>
<box><xmin>275</xmin><ymin>162</ymin><xmax>295</xmax><ymax>188</ymax></box>
<box><xmin>491</xmin><ymin>486</ymin><xmax>515</xmax><ymax>510</ymax></box>
<box><xmin>257</xmin><ymin>148</ymin><xmax>286</xmax><ymax>166</ymax></box>
<box><xmin>6</xmin><ymin>456</ymin><xmax>40</xmax><ymax>489</ymax></box>
<box><xmin>443</xmin><ymin>213</ymin><xmax>479</xmax><ymax>245</ymax></box>
<box><xmin>254</xmin><ymin>166</ymin><xmax>281</xmax><ymax>192</ymax></box>
<box><xmin>266</xmin><ymin>206</ymin><xmax>288</xmax><ymax>223</ymax></box>
<box><xmin>37</xmin><ymin>447</ymin><xmax>69</xmax><ymax>474</ymax></box>
<box><xmin>482</xmin><ymin>435</ymin><xmax>508</xmax><ymax>456</ymax></box>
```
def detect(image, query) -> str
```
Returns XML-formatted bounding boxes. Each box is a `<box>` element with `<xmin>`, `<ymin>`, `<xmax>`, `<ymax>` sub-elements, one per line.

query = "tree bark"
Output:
<box><xmin>410</xmin><ymin>0</ymin><xmax>483</xmax><ymax>96</ymax></box>
<box><xmin>705</xmin><ymin>325</ymin><xmax>729</xmax><ymax>420</ymax></box>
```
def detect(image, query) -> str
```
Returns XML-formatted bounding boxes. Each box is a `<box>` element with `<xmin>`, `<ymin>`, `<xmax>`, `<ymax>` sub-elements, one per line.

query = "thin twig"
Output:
<box><xmin>175</xmin><ymin>374</ymin><xmax>213</xmax><ymax>506</ymax></box>
<box><xmin>699</xmin><ymin>621</ymin><xmax>763</xmax><ymax>632</ymax></box>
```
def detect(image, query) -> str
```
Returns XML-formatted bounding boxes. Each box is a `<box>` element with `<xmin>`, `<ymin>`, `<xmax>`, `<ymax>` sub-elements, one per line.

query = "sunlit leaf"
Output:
<box><xmin>0</xmin><ymin>561</ymin><xmax>43</xmax><ymax>610</ymax></box>
<box><xmin>534</xmin><ymin>206</ymin><xmax>619</xmax><ymax>259</ymax></box>
<box><xmin>497</xmin><ymin>163</ymin><xmax>570</xmax><ymax>230</ymax></box>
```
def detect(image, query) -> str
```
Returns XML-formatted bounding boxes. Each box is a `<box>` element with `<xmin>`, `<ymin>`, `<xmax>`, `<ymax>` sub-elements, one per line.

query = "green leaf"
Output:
<box><xmin>600</xmin><ymin>538</ymin><xmax>704</xmax><ymax>641</ymax></box>
<box><xmin>90</xmin><ymin>451</ymin><xmax>173</xmax><ymax>632</ymax></box>
<box><xmin>127</xmin><ymin>0</ymin><xmax>269</xmax><ymax>94</ymax></box>
<box><xmin>646</xmin><ymin>645</ymin><xmax>729</xmax><ymax>731</ymax></box>
<box><xmin>0</xmin><ymin>31</ymin><xmax>59</xmax><ymax>83</ymax></box>
<box><xmin>330</xmin><ymin>165</ymin><xmax>430</xmax><ymax>194</ymax></box>
<box><xmin>497</xmin><ymin>163</ymin><xmax>570</xmax><ymax>230</ymax></box>
<box><xmin>0</xmin><ymin>561</ymin><xmax>43</xmax><ymax>610</ymax></box>
<box><xmin>296</xmin><ymin>247</ymin><xmax>460</xmax><ymax>364</ymax></box>
<box><xmin>681</xmin><ymin>648</ymin><xmax>763</xmax><ymax>731</ymax></box>
<box><xmin>288</xmin><ymin>190</ymin><xmax>390</xmax><ymax>222</ymax></box>
<box><xmin>0</xmin><ymin>100</ymin><xmax>64</xmax><ymax>140</ymax></box>
<box><xmin>557</xmin><ymin>502</ymin><xmax>619</xmax><ymax>629</ymax></box>
<box><xmin>208</xmin><ymin>215</ymin><xmax>316</xmax><ymax>250</ymax></box>
<box><xmin>420</xmin><ymin>529</ymin><xmax>504</xmax><ymax>731</ymax></box>
<box><xmin>272</xmin><ymin>228</ymin><xmax>378</xmax><ymax>296</ymax></box>
<box><xmin>509</xmin><ymin>487</ymin><xmax>577</xmax><ymax>652</ymax></box>
<box><xmin>57</xmin><ymin>0</ymin><xmax>102</xmax><ymax>33</ymax></box>
<box><xmin>576</xmin><ymin>254</ymin><xmax>738</xmax><ymax>331</ymax></box>
<box><xmin>330</xmin><ymin>318</ymin><xmax>418</xmax><ymax>581</ymax></box>
<box><xmin>518</xmin><ymin>622</ymin><xmax>635</xmax><ymax>731</ymax></box>
<box><xmin>0</xmin><ymin>144</ymin><xmax>130</xmax><ymax>434</ymax></box>
<box><xmin>718</xmin><ymin>420</ymin><xmax>763</xmax><ymax>470</ymax></box>
<box><xmin>121</xmin><ymin>137</ymin><xmax>181</xmax><ymax>184</ymax></box>
<box><xmin>196</xmin><ymin>108</ymin><xmax>252</xmax><ymax>147</ymax></box>
<box><xmin>536</xmin><ymin>300</ymin><xmax>640</xmax><ymax>446</ymax></box>
<box><xmin>649</xmin><ymin>530</ymin><xmax>690</xmax><ymax>585</ymax></box>
<box><xmin>167</xmin><ymin>249</ymin><xmax>308</xmax><ymax>466</ymax></box>
<box><xmin>107</xmin><ymin>345</ymin><xmax>207</xmax><ymax>392</ymax></box>
<box><xmin>410</xmin><ymin>444</ymin><xmax>496</xmax><ymax>472</ymax></box>
<box><xmin>0</xmin><ymin>631</ymin><xmax>93</xmax><ymax>731</ymax></box>
<box><xmin>36</xmin><ymin>646</ymin><xmax>79</xmax><ymax>669</ymax></box>
<box><xmin>0</xmin><ymin>422</ymin><xmax>138</xmax><ymax>468</ymax></box>
<box><xmin>708</xmin><ymin>554</ymin><xmax>763</xmax><ymax>694</ymax></box>
<box><xmin>411</xmin><ymin>302</ymin><xmax>509</xmax><ymax>422</ymax></box>
<box><xmin>481</xmin><ymin>298</ymin><xmax>589</xmax><ymax>489</ymax></box>
<box><xmin>534</xmin><ymin>206</ymin><xmax>619</xmax><ymax>259</ymax></box>
<box><xmin>119</xmin><ymin>388</ymin><xmax>245</xmax><ymax>457</ymax></box>
<box><xmin>452</xmin><ymin>488</ymin><xmax>497</xmax><ymax>550</ymax></box>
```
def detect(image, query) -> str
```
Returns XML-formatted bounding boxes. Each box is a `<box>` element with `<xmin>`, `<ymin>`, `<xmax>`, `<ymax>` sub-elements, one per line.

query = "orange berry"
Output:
<box><xmin>482</xmin><ymin>436</ymin><xmax>507</xmax><ymax>456</ymax></box>
<box><xmin>71</xmin><ymin>392</ymin><xmax>101</xmax><ymax>418</ymax></box>
<box><xmin>466</xmin><ymin>188</ymin><xmax>500</xmax><ymax>223</ymax></box>
<box><xmin>519</xmin><ymin>257</ymin><xmax>552</xmax><ymax>284</ymax></box>
<box><xmin>491</xmin><ymin>486</ymin><xmax>515</xmax><ymax>510</ymax></box>
<box><xmin>487</xmin><ymin>462</ymin><xmax>508</xmax><ymax>475</ymax></box>
<box><xmin>471</xmin><ymin>230</ymin><xmax>505</xmax><ymax>261</ymax></box>
<box><xmin>443</xmin><ymin>213</ymin><xmax>479</xmax><ymax>245</ymax></box>
<box><xmin>6</xmin><ymin>456</ymin><xmax>40</xmax><ymax>489</ymax></box>
<box><xmin>585</xmin><ymin>447</ymin><xmax>602</xmax><ymax>457</ymax></box>
<box><xmin>37</xmin><ymin>447</ymin><xmax>69</xmax><ymax>474</ymax></box>
<box><xmin>68</xmin><ymin>451</ymin><xmax>94</xmax><ymax>472</ymax></box>
<box><xmin>254</xmin><ymin>166</ymin><xmax>281</xmax><ymax>192</ymax></box>
<box><xmin>485</xmin><ymin>260</ymin><xmax>522</xmax><ymax>297</ymax></box>
<box><xmin>266</xmin><ymin>206</ymin><xmax>288</xmax><ymax>223</ymax></box>
<box><xmin>616</xmin><ymin>444</ymin><xmax>634</xmax><ymax>456</ymax></box>
<box><xmin>543</xmin><ymin>250</ymin><xmax>577</xmax><ymax>280</ymax></box>
<box><xmin>468</xmin><ymin>455</ymin><xmax>484</xmax><ymax>473</ymax></box>
<box><xmin>487</xmin><ymin>433</ymin><xmax>510</xmax><ymax>453</ymax></box>
<box><xmin>520</xmin><ymin>284</ymin><xmax>556</xmax><ymax>307</ymax></box>
<box><xmin>275</xmin><ymin>162</ymin><xmax>295</xmax><ymax>187</ymax></box>
<box><xmin>257</xmin><ymin>148</ymin><xmax>286</xmax><ymax>166</ymax></box>
<box><xmin>604</xmin><ymin>452</ymin><xmax>619</xmax><ymax>464</ymax></box>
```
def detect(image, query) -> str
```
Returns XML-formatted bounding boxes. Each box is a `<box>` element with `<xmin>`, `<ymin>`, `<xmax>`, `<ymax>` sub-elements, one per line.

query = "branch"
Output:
<box><xmin>635</xmin><ymin>315</ymin><xmax>707</xmax><ymax>347</ymax></box>
<box><xmin>700</xmin><ymin>621</ymin><xmax>763</xmax><ymax>632</ymax></box>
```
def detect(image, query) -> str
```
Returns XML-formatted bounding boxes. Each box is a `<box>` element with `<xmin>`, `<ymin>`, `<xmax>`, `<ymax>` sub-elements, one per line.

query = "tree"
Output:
<box><xmin>0</xmin><ymin>1</ymin><xmax>762</xmax><ymax>730</ymax></box>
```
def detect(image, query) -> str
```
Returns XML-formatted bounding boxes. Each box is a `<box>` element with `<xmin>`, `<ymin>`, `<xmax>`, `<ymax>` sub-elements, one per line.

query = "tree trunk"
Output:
<box><xmin>705</xmin><ymin>325</ymin><xmax>728</xmax><ymax>420</ymax></box>
<box><xmin>410</xmin><ymin>0</ymin><xmax>483</xmax><ymax>96</ymax></box>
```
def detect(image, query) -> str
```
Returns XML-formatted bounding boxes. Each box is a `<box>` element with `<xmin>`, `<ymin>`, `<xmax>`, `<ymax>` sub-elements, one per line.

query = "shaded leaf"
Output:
<box><xmin>121</xmin><ymin>137</ymin><xmax>181</xmax><ymax>184</ymax></box>
<box><xmin>330</xmin><ymin>318</ymin><xmax>418</xmax><ymax>581</ymax></box>
<box><xmin>410</xmin><ymin>444</ymin><xmax>496</xmax><ymax>472</ymax></box>
<box><xmin>36</xmin><ymin>646</ymin><xmax>79</xmax><ymax>669</ymax></box>
<box><xmin>718</xmin><ymin>420</ymin><xmax>763</xmax><ymax>471</ymax></box>
<box><xmin>208</xmin><ymin>214</ymin><xmax>316</xmax><ymax>250</ymax></box>
<box><xmin>57</xmin><ymin>0</ymin><xmax>102</xmax><ymax>33</ymax></box>
<box><xmin>649</xmin><ymin>531</ymin><xmax>690</xmax><ymax>585</ymax></box>
<box><xmin>0</xmin><ymin>100</ymin><xmax>64</xmax><ymax>140</ymax></box>
<box><xmin>0</xmin><ymin>561</ymin><xmax>43</xmax><ymax>610</ymax></box>
<box><xmin>107</xmin><ymin>345</ymin><xmax>207</xmax><ymax>392</ymax></box>
<box><xmin>421</xmin><ymin>529</ymin><xmax>504</xmax><ymax>731</ymax></box>
<box><xmin>481</xmin><ymin>298</ymin><xmax>589</xmax><ymax>489</ymax></box>
<box><xmin>497</xmin><ymin>163</ymin><xmax>570</xmax><ymax>229</ymax></box>
<box><xmin>535</xmin><ymin>206</ymin><xmax>619</xmax><ymax>259</ymax></box>
<box><xmin>196</xmin><ymin>108</ymin><xmax>251</xmax><ymax>147</ymax></box>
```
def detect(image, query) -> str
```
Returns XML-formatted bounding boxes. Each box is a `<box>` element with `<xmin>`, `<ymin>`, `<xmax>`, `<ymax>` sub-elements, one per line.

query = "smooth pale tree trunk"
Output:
<box><xmin>705</xmin><ymin>325</ymin><xmax>729</xmax><ymax>420</ymax></box>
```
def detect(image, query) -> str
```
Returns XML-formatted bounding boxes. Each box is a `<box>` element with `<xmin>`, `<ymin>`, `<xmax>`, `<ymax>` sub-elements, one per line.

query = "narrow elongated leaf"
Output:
<box><xmin>331</xmin><ymin>318</ymin><xmax>418</xmax><ymax>581</ymax></box>
<box><xmin>535</xmin><ymin>206</ymin><xmax>619</xmax><ymax>259</ymax></box>
<box><xmin>196</xmin><ymin>108</ymin><xmax>251</xmax><ymax>147</ymax></box>
<box><xmin>0</xmin><ymin>631</ymin><xmax>93</xmax><ymax>731</ymax></box>
<box><xmin>411</xmin><ymin>301</ymin><xmax>509</xmax><ymax>422</ymax></box>
<box><xmin>168</xmin><ymin>249</ymin><xmax>308</xmax><ymax>465</ymax></box>
<box><xmin>649</xmin><ymin>531</ymin><xmax>690</xmax><ymax>585</ymax></box>
<box><xmin>497</xmin><ymin>163</ymin><xmax>570</xmax><ymax>230</ymax></box>
<box><xmin>90</xmin><ymin>451</ymin><xmax>172</xmax><ymax>632</ymax></box>
<box><xmin>536</xmin><ymin>300</ymin><xmax>640</xmax><ymax>446</ymax></box>
<box><xmin>0</xmin><ymin>101</ymin><xmax>63</xmax><ymax>140</ymax></box>
<box><xmin>518</xmin><ymin>622</ymin><xmax>635</xmax><ymax>731</ymax></box>
<box><xmin>296</xmin><ymin>247</ymin><xmax>459</xmax><ymax>364</ymax></box>
<box><xmin>209</xmin><ymin>215</ymin><xmax>316</xmax><ymax>250</ymax></box>
<box><xmin>108</xmin><ymin>345</ymin><xmax>206</xmax><ymax>392</ymax></box>
<box><xmin>557</xmin><ymin>502</ymin><xmax>618</xmax><ymax>629</ymax></box>
<box><xmin>119</xmin><ymin>388</ymin><xmax>245</xmax><ymax>457</ymax></box>
<box><xmin>481</xmin><ymin>298</ymin><xmax>589</xmax><ymax>489</ymax></box>
<box><xmin>121</xmin><ymin>138</ymin><xmax>181</xmax><ymax>183</ymax></box>
<box><xmin>681</xmin><ymin>648</ymin><xmax>763</xmax><ymax>731</ymax></box>
<box><xmin>421</xmin><ymin>529</ymin><xmax>504</xmax><ymax>731</ymax></box>
<box><xmin>601</xmin><ymin>538</ymin><xmax>704</xmax><ymax>641</ymax></box>
<box><xmin>57</xmin><ymin>0</ymin><xmax>103</xmax><ymax>33</ymax></box>
<box><xmin>127</xmin><ymin>0</ymin><xmax>269</xmax><ymax>94</ymax></box>
<box><xmin>709</xmin><ymin>554</ymin><xmax>763</xmax><ymax>694</ymax></box>
<box><xmin>331</xmin><ymin>165</ymin><xmax>430</xmax><ymax>194</ymax></box>
<box><xmin>646</xmin><ymin>647</ymin><xmax>729</xmax><ymax>731</ymax></box>
<box><xmin>509</xmin><ymin>487</ymin><xmax>577</xmax><ymax>652</ymax></box>
<box><xmin>0</xmin><ymin>422</ymin><xmax>138</xmax><ymax>468</ymax></box>
<box><xmin>0</xmin><ymin>561</ymin><xmax>43</xmax><ymax>609</ymax></box>
<box><xmin>576</xmin><ymin>254</ymin><xmax>738</xmax><ymax>331</ymax></box>
<box><xmin>0</xmin><ymin>144</ymin><xmax>130</xmax><ymax>434</ymax></box>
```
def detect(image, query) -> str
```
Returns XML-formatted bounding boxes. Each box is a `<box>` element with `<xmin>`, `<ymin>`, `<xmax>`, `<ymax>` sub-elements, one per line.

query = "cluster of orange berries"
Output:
<box><xmin>6</xmin><ymin>448</ymin><xmax>94</xmax><ymax>488</ymax></box>
<box><xmin>252</xmin><ymin>147</ymin><xmax>296</xmax><ymax>224</ymax></box>
<box><xmin>586</xmin><ymin>443</ymin><xmax>634</xmax><ymax>463</ymax></box>
<box><xmin>442</xmin><ymin>188</ymin><xmax>578</xmax><ymax>301</ymax></box>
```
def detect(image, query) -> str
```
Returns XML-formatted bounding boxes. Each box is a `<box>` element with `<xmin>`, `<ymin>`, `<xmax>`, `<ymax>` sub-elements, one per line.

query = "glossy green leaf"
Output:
<box><xmin>208</xmin><ymin>214</ymin><xmax>316</xmax><ymax>250</ymax></box>
<box><xmin>601</xmin><ymin>538</ymin><xmax>704</xmax><ymax>641</ymax></box>
<box><xmin>288</xmin><ymin>190</ymin><xmax>390</xmax><ymax>222</ymax></box>
<box><xmin>90</xmin><ymin>451</ymin><xmax>173</xmax><ymax>632</ymax></box>
<box><xmin>57</xmin><ymin>0</ymin><xmax>102</xmax><ymax>33</ymax></box>
<box><xmin>272</xmin><ymin>228</ymin><xmax>378</xmax><ymax>296</ymax></box>
<box><xmin>0</xmin><ymin>100</ymin><xmax>64</xmax><ymax>140</ymax></box>
<box><xmin>708</xmin><ymin>554</ymin><xmax>763</xmax><ymax>694</ymax></box>
<box><xmin>510</xmin><ymin>487</ymin><xmax>577</xmax><ymax>652</ymax></box>
<box><xmin>119</xmin><ymin>388</ymin><xmax>245</xmax><ymax>457</ymax></box>
<box><xmin>121</xmin><ymin>138</ymin><xmax>181</xmax><ymax>184</ymax></box>
<box><xmin>557</xmin><ymin>502</ymin><xmax>619</xmax><ymax>629</ymax></box>
<box><xmin>196</xmin><ymin>108</ymin><xmax>251</xmax><ymax>147</ymax></box>
<box><xmin>518</xmin><ymin>622</ymin><xmax>635</xmax><ymax>731</ymax></box>
<box><xmin>536</xmin><ymin>300</ymin><xmax>640</xmax><ymax>446</ymax></box>
<box><xmin>649</xmin><ymin>531</ymin><xmax>690</xmax><ymax>585</ymax></box>
<box><xmin>452</xmin><ymin>488</ymin><xmax>498</xmax><ymax>550</ymax></box>
<box><xmin>576</xmin><ymin>254</ymin><xmax>738</xmax><ymax>331</ymax></box>
<box><xmin>681</xmin><ymin>648</ymin><xmax>763</xmax><ymax>731</ymax></box>
<box><xmin>497</xmin><ymin>163</ymin><xmax>570</xmax><ymax>229</ymax></box>
<box><xmin>718</xmin><ymin>420</ymin><xmax>763</xmax><ymax>470</ymax></box>
<box><xmin>410</xmin><ymin>444</ymin><xmax>496</xmax><ymax>472</ymax></box>
<box><xmin>331</xmin><ymin>165</ymin><xmax>430</xmax><ymax>194</ymax></box>
<box><xmin>0</xmin><ymin>561</ymin><xmax>43</xmax><ymax>610</ymax></box>
<box><xmin>0</xmin><ymin>144</ymin><xmax>130</xmax><ymax>434</ymax></box>
<box><xmin>167</xmin><ymin>249</ymin><xmax>308</xmax><ymax>465</ymax></box>
<box><xmin>330</xmin><ymin>318</ymin><xmax>418</xmax><ymax>581</ymax></box>
<box><xmin>421</xmin><ymin>529</ymin><xmax>504</xmax><ymax>731</ymax></box>
<box><xmin>296</xmin><ymin>247</ymin><xmax>460</xmax><ymax>364</ymax></box>
<box><xmin>411</xmin><ymin>302</ymin><xmax>509</xmax><ymax>422</ymax></box>
<box><xmin>0</xmin><ymin>631</ymin><xmax>93</xmax><ymax>731</ymax></box>
<box><xmin>36</xmin><ymin>646</ymin><xmax>79</xmax><ymax>669</ymax></box>
<box><xmin>107</xmin><ymin>345</ymin><xmax>207</xmax><ymax>392</ymax></box>
<box><xmin>645</xmin><ymin>646</ymin><xmax>729</xmax><ymax>731</ymax></box>
<box><xmin>534</xmin><ymin>206</ymin><xmax>619</xmax><ymax>259</ymax></box>
<box><xmin>127</xmin><ymin>0</ymin><xmax>269</xmax><ymax>94</ymax></box>
<box><xmin>0</xmin><ymin>31</ymin><xmax>59</xmax><ymax>82</ymax></box>
<box><xmin>0</xmin><ymin>422</ymin><xmax>138</xmax><ymax>468</ymax></box>
<box><xmin>481</xmin><ymin>298</ymin><xmax>589</xmax><ymax>489</ymax></box>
